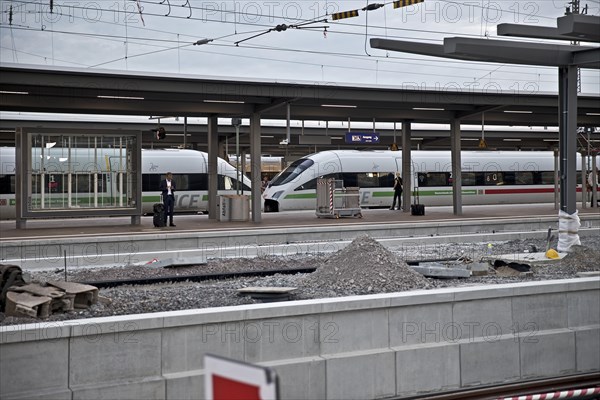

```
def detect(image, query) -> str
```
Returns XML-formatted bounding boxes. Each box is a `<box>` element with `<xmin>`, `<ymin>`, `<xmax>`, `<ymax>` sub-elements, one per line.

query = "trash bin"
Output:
<box><xmin>218</xmin><ymin>195</ymin><xmax>232</xmax><ymax>221</ymax></box>
<box><xmin>230</xmin><ymin>194</ymin><xmax>250</xmax><ymax>222</ymax></box>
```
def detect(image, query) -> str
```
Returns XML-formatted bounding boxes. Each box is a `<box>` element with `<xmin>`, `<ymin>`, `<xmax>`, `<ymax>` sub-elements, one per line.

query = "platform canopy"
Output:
<box><xmin>498</xmin><ymin>13</ymin><xmax>600</xmax><ymax>43</ymax></box>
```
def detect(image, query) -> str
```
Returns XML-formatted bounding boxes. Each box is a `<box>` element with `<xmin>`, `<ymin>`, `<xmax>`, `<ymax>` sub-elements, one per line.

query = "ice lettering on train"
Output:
<box><xmin>176</xmin><ymin>194</ymin><xmax>201</xmax><ymax>208</ymax></box>
<box><xmin>361</xmin><ymin>191</ymin><xmax>371</xmax><ymax>203</ymax></box>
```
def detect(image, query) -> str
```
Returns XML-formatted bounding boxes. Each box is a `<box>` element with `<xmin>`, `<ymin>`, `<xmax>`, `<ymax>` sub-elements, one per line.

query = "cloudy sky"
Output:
<box><xmin>1</xmin><ymin>0</ymin><xmax>599</xmax><ymax>94</ymax></box>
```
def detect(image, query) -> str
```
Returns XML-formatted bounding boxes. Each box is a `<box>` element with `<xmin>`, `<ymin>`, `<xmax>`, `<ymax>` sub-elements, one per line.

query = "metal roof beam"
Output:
<box><xmin>497</xmin><ymin>24</ymin><xmax>576</xmax><ymax>41</ymax></box>
<box><xmin>455</xmin><ymin>105</ymin><xmax>505</xmax><ymax>120</ymax></box>
<box><xmin>558</xmin><ymin>14</ymin><xmax>600</xmax><ymax>42</ymax></box>
<box><xmin>572</xmin><ymin>48</ymin><xmax>600</xmax><ymax>69</ymax></box>
<box><xmin>444</xmin><ymin>37</ymin><xmax>596</xmax><ymax>67</ymax></box>
<box><xmin>369</xmin><ymin>38</ymin><xmax>466</xmax><ymax>61</ymax></box>
<box><xmin>372</xmin><ymin>37</ymin><xmax>598</xmax><ymax>68</ymax></box>
<box><xmin>498</xmin><ymin>14</ymin><xmax>600</xmax><ymax>43</ymax></box>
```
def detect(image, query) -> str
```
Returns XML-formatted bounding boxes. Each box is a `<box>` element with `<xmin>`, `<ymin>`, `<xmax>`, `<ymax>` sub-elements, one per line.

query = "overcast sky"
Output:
<box><xmin>1</xmin><ymin>0</ymin><xmax>599</xmax><ymax>94</ymax></box>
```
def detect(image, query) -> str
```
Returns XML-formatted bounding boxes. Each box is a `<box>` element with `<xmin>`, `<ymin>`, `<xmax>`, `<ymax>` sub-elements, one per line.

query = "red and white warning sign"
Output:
<box><xmin>204</xmin><ymin>354</ymin><xmax>278</xmax><ymax>400</ymax></box>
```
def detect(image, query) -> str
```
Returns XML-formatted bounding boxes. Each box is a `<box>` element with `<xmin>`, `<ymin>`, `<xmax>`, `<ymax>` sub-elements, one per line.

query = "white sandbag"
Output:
<box><xmin>557</xmin><ymin>210</ymin><xmax>581</xmax><ymax>252</ymax></box>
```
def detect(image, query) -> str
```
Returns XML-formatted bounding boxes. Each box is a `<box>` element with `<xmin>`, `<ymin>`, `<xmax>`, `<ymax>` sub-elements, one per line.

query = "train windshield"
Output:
<box><xmin>269</xmin><ymin>158</ymin><xmax>314</xmax><ymax>186</ymax></box>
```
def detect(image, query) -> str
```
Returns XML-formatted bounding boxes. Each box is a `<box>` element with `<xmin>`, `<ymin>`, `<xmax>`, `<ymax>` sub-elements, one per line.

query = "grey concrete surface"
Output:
<box><xmin>1</xmin><ymin>278</ymin><xmax>598</xmax><ymax>400</ymax></box>
<box><xmin>1</xmin><ymin>204</ymin><xmax>599</xmax><ymax>270</ymax></box>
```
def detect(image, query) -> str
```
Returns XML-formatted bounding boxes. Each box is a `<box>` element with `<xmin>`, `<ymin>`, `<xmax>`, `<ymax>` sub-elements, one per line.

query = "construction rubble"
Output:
<box><xmin>0</xmin><ymin>264</ymin><xmax>99</xmax><ymax>319</ymax></box>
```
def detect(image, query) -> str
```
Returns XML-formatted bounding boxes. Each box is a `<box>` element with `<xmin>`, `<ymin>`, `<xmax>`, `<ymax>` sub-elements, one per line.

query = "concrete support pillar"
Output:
<box><xmin>581</xmin><ymin>152</ymin><xmax>587</xmax><ymax>209</ymax></box>
<box><xmin>183</xmin><ymin>117</ymin><xmax>187</xmax><ymax>148</ymax></box>
<box><xmin>554</xmin><ymin>149</ymin><xmax>559</xmax><ymax>210</ymax></box>
<box><xmin>450</xmin><ymin>118</ymin><xmax>462</xmax><ymax>216</ymax></box>
<box><xmin>558</xmin><ymin>65</ymin><xmax>578</xmax><ymax>215</ymax></box>
<box><xmin>557</xmin><ymin>65</ymin><xmax>580</xmax><ymax>252</ymax></box>
<box><xmin>592</xmin><ymin>152</ymin><xmax>598</xmax><ymax>208</ymax></box>
<box><xmin>207</xmin><ymin>116</ymin><xmax>218</xmax><ymax>220</ymax></box>
<box><xmin>241</xmin><ymin>149</ymin><xmax>247</xmax><ymax>192</ymax></box>
<box><xmin>15</xmin><ymin>128</ymin><xmax>25</xmax><ymax>229</ymax></box>
<box><xmin>250</xmin><ymin>112</ymin><xmax>262</xmax><ymax>223</ymax></box>
<box><xmin>401</xmin><ymin>120</ymin><xmax>411</xmax><ymax>213</ymax></box>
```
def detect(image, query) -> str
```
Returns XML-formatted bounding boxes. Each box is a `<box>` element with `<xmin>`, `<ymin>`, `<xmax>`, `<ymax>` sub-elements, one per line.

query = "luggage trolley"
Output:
<box><xmin>316</xmin><ymin>178</ymin><xmax>362</xmax><ymax>218</ymax></box>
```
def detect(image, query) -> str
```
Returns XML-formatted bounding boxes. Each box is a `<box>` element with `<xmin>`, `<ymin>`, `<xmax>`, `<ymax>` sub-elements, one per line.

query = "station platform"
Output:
<box><xmin>1</xmin><ymin>203</ymin><xmax>598</xmax><ymax>270</ymax></box>
<box><xmin>1</xmin><ymin>203</ymin><xmax>599</xmax><ymax>241</ymax></box>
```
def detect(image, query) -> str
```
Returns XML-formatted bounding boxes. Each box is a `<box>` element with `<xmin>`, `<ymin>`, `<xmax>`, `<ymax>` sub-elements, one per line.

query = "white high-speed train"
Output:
<box><xmin>0</xmin><ymin>147</ymin><xmax>251</xmax><ymax>219</ymax></box>
<box><xmin>262</xmin><ymin>150</ymin><xmax>599</xmax><ymax>212</ymax></box>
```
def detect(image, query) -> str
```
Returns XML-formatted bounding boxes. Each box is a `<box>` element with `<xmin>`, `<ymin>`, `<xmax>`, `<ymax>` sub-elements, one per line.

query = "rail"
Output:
<box><xmin>394</xmin><ymin>373</ymin><xmax>600</xmax><ymax>400</ymax></box>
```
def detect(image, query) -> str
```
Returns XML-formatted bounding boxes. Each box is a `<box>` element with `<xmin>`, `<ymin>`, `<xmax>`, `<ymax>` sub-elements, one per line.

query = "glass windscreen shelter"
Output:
<box><xmin>15</xmin><ymin>128</ymin><xmax>142</xmax><ymax>228</ymax></box>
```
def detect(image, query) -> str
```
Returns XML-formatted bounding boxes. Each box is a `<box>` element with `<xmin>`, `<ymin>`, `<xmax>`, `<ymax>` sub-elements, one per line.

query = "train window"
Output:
<box><xmin>0</xmin><ymin>175</ymin><xmax>14</xmax><ymax>194</ymax></box>
<box><xmin>219</xmin><ymin>175</ymin><xmax>251</xmax><ymax>191</ymax></box>
<box><xmin>296</xmin><ymin>178</ymin><xmax>316</xmax><ymax>191</ymax></box>
<box><xmin>356</xmin><ymin>173</ymin><xmax>381</xmax><ymax>188</ymax></box>
<box><xmin>239</xmin><ymin>180</ymin><xmax>251</xmax><ymax>192</ymax></box>
<box><xmin>515</xmin><ymin>172</ymin><xmax>533</xmax><ymax>185</ymax></box>
<box><xmin>176</xmin><ymin>175</ymin><xmax>190</xmax><ymax>191</ymax></box>
<box><xmin>502</xmin><ymin>172</ymin><xmax>516</xmax><ymax>185</ymax></box>
<box><xmin>296</xmin><ymin>173</ymin><xmax>340</xmax><ymax>191</ymax></box>
<box><xmin>220</xmin><ymin>176</ymin><xmax>233</xmax><ymax>190</ymax></box>
<box><xmin>381</xmin><ymin>173</ymin><xmax>395</xmax><ymax>188</ymax></box>
<box><xmin>485</xmin><ymin>172</ymin><xmax>503</xmax><ymax>185</ymax></box>
<box><xmin>187</xmin><ymin>174</ymin><xmax>208</xmax><ymax>191</ymax></box>
<box><xmin>143</xmin><ymin>174</ymin><xmax>162</xmax><ymax>191</ymax></box>
<box><xmin>418</xmin><ymin>172</ymin><xmax>450</xmax><ymax>187</ymax></box>
<box><xmin>539</xmin><ymin>172</ymin><xmax>554</xmax><ymax>185</ymax></box>
<box><xmin>461</xmin><ymin>172</ymin><xmax>477</xmax><ymax>186</ymax></box>
<box><xmin>270</xmin><ymin>158</ymin><xmax>314</xmax><ymax>186</ymax></box>
<box><xmin>341</xmin><ymin>173</ymin><xmax>358</xmax><ymax>187</ymax></box>
<box><xmin>75</xmin><ymin>174</ymin><xmax>91</xmax><ymax>193</ymax></box>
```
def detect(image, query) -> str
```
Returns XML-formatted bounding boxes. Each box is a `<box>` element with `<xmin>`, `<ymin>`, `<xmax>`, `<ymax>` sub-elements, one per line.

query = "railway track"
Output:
<box><xmin>79</xmin><ymin>267</ymin><xmax>316</xmax><ymax>288</ymax></box>
<box><xmin>394</xmin><ymin>372</ymin><xmax>600</xmax><ymax>400</ymax></box>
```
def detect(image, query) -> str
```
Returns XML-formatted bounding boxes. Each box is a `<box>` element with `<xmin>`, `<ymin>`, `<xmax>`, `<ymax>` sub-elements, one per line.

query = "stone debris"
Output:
<box><xmin>302</xmin><ymin>235</ymin><xmax>431</xmax><ymax>296</ymax></box>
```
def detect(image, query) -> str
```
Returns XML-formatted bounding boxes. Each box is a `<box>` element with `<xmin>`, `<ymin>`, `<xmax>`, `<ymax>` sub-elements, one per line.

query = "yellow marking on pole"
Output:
<box><xmin>393</xmin><ymin>0</ymin><xmax>424</xmax><ymax>9</ymax></box>
<box><xmin>332</xmin><ymin>10</ymin><xmax>359</xmax><ymax>20</ymax></box>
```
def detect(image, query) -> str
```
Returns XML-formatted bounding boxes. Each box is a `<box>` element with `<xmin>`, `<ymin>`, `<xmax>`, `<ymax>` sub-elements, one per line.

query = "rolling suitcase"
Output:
<box><xmin>411</xmin><ymin>203</ymin><xmax>425</xmax><ymax>216</ymax></box>
<box><xmin>153</xmin><ymin>203</ymin><xmax>166</xmax><ymax>227</ymax></box>
<box><xmin>411</xmin><ymin>177</ymin><xmax>425</xmax><ymax>216</ymax></box>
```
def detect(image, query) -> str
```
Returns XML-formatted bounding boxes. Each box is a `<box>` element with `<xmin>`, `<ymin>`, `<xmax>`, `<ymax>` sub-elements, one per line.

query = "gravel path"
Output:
<box><xmin>1</xmin><ymin>235</ymin><xmax>598</xmax><ymax>326</ymax></box>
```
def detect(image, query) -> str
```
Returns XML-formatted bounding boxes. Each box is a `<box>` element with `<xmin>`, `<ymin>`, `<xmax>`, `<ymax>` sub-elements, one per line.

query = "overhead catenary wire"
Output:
<box><xmin>0</xmin><ymin>15</ymin><xmax>572</xmax><ymax>82</ymax></box>
<box><xmin>1</xmin><ymin>0</ymin><xmax>595</xmax><ymax>90</ymax></box>
<box><xmin>0</xmin><ymin>24</ymin><xmax>564</xmax><ymax>84</ymax></box>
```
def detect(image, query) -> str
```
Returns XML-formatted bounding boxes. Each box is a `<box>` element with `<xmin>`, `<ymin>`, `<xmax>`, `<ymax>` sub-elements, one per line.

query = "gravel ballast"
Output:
<box><xmin>1</xmin><ymin>234</ymin><xmax>598</xmax><ymax>326</ymax></box>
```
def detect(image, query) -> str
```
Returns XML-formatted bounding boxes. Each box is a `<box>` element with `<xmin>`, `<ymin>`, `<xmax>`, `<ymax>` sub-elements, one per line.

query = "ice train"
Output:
<box><xmin>0</xmin><ymin>147</ymin><xmax>251</xmax><ymax>219</ymax></box>
<box><xmin>262</xmin><ymin>150</ymin><xmax>599</xmax><ymax>212</ymax></box>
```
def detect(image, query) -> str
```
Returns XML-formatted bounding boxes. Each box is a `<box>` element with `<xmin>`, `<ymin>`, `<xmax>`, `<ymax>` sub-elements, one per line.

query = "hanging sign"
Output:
<box><xmin>345</xmin><ymin>132</ymin><xmax>380</xmax><ymax>144</ymax></box>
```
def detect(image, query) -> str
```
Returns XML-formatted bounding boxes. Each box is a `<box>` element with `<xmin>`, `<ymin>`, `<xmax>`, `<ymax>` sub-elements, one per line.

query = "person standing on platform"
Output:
<box><xmin>588</xmin><ymin>167</ymin><xmax>599</xmax><ymax>207</ymax></box>
<box><xmin>390</xmin><ymin>173</ymin><xmax>403</xmax><ymax>210</ymax></box>
<box><xmin>160</xmin><ymin>172</ymin><xmax>176</xmax><ymax>227</ymax></box>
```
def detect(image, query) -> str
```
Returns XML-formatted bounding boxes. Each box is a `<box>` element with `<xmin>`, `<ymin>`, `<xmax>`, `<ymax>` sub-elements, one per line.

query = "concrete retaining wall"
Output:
<box><xmin>2</xmin><ymin>215</ymin><xmax>599</xmax><ymax>270</ymax></box>
<box><xmin>1</xmin><ymin>278</ymin><xmax>598</xmax><ymax>399</ymax></box>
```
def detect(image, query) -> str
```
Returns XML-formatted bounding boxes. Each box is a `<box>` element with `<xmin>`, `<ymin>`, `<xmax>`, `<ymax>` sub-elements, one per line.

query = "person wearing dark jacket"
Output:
<box><xmin>159</xmin><ymin>172</ymin><xmax>176</xmax><ymax>226</ymax></box>
<box><xmin>390</xmin><ymin>173</ymin><xmax>403</xmax><ymax>210</ymax></box>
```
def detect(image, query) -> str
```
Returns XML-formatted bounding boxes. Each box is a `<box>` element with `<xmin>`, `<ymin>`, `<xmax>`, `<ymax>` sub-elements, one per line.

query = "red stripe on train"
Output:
<box><xmin>484</xmin><ymin>188</ymin><xmax>555</xmax><ymax>195</ymax></box>
<box><xmin>484</xmin><ymin>187</ymin><xmax>599</xmax><ymax>195</ymax></box>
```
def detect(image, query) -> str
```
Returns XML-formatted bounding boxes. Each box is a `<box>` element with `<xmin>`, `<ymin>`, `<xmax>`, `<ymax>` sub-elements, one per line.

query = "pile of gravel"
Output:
<box><xmin>302</xmin><ymin>235</ymin><xmax>431</xmax><ymax>296</ymax></box>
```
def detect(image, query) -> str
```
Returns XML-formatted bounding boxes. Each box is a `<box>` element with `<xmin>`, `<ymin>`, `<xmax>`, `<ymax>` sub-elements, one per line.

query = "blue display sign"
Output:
<box><xmin>345</xmin><ymin>132</ymin><xmax>380</xmax><ymax>144</ymax></box>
